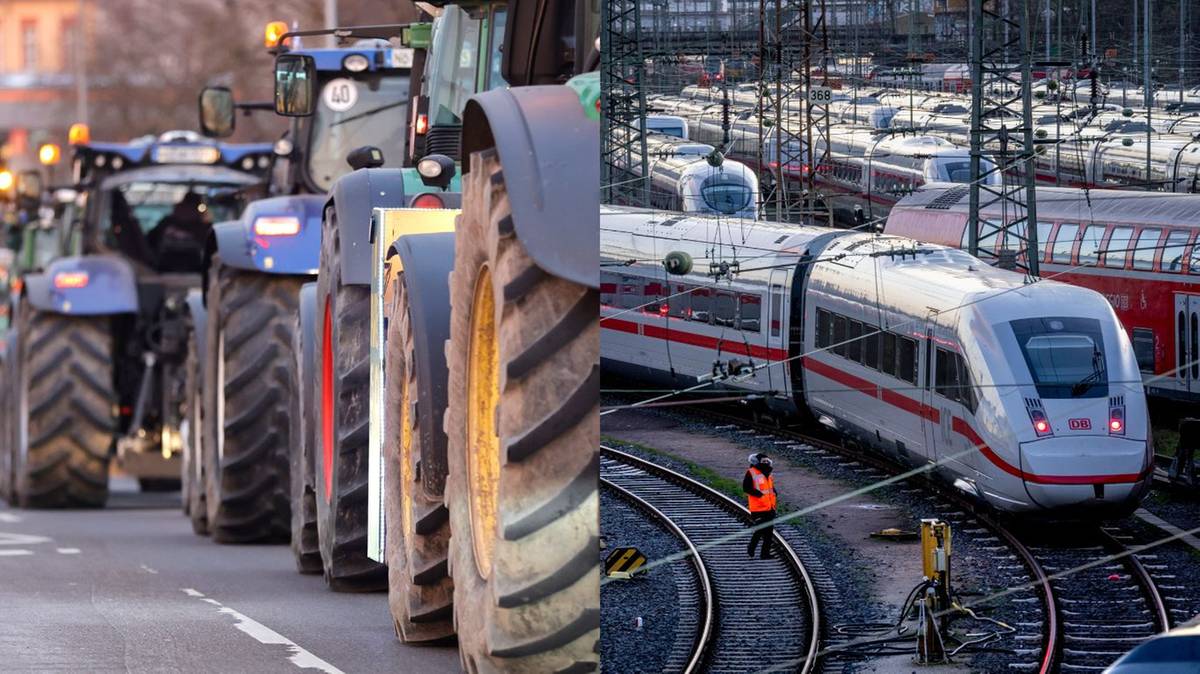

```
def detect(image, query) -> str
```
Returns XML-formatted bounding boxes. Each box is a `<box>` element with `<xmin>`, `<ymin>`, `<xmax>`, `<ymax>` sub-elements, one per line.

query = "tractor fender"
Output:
<box><xmin>207</xmin><ymin>195</ymin><xmax>325</xmax><ymax>280</ymax></box>
<box><xmin>24</xmin><ymin>255</ymin><xmax>138</xmax><ymax>315</ymax></box>
<box><xmin>326</xmin><ymin>169</ymin><xmax>411</xmax><ymax>286</ymax></box>
<box><xmin>389</xmin><ymin>232</ymin><xmax>455</xmax><ymax>496</ymax></box>
<box><xmin>461</xmin><ymin>85</ymin><xmax>599</xmax><ymax>290</ymax></box>
<box><xmin>184</xmin><ymin>289</ymin><xmax>207</xmax><ymax>362</ymax></box>
<box><xmin>297</xmin><ymin>281</ymin><xmax>319</xmax><ymax>394</ymax></box>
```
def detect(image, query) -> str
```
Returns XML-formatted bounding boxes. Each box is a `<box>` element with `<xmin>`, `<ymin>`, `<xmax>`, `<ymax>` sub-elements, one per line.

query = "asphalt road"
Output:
<box><xmin>0</xmin><ymin>477</ymin><xmax>461</xmax><ymax>673</ymax></box>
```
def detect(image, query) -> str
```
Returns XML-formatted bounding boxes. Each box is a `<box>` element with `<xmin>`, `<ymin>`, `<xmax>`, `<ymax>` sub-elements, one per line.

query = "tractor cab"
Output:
<box><xmin>71</xmin><ymin>130</ymin><xmax>271</xmax><ymax>271</ymax></box>
<box><xmin>202</xmin><ymin>28</ymin><xmax>419</xmax><ymax>196</ymax></box>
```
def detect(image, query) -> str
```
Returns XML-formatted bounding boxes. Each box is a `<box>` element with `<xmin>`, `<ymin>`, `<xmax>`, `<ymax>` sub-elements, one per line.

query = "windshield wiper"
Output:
<box><xmin>1070</xmin><ymin>352</ymin><xmax>1106</xmax><ymax>397</ymax></box>
<box><xmin>330</xmin><ymin>100</ymin><xmax>407</xmax><ymax>127</ymax></box>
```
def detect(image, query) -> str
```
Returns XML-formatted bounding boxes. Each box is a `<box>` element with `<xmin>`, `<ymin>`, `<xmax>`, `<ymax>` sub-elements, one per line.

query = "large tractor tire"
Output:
<box><xmin>182</xmin><ymin>326</ymin><xmax>208</xmax><ymax>535</ymax></box>
<box><xmin>290</xmin><ymin>285</ymin><xmax>322</xmax><ymax>573</ymax></box>
<box><xmin>444</xmin><ymin>149</ymin><xmax>600</xmax><ymax>672</ymax></box>
<box><xmin>202</xmin><ymin>260</ymin><xmax>300</xmax><ymax>543</ymax></box>
<box><xmin>384</xmin><ymin>266</ymin><xmax>454</xmax><ymax>642</ymax></box>
<box><xmin>314</xmin><ymin>210</ymin><xmax>386</xmax><ymax>591</ymax></box>
<box><xmin>11</xmin><ymin>302</ymin><xmax>114</xmax><ymax>508</ymax></box>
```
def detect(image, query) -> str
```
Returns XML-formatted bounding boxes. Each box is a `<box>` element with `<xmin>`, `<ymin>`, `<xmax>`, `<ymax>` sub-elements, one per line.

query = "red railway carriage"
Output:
<box><xmin>887</xmin><ymin>185</ymin><xmax>1200</xmax><ymax>402</ymax></box>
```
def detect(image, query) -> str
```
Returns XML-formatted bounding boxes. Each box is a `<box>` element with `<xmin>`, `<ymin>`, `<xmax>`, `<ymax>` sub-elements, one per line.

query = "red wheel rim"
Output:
<box><xmin>321</xmin><ymin>298</ymin><xmax>334</xmax><ymax>503</ymax></box>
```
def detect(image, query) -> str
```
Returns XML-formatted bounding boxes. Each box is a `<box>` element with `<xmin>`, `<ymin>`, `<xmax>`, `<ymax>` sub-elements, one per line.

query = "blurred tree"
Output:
<box><xmin>81</xmin><ymin>0</ymin><xmax>421</xmax><ymax>142</ymax></box>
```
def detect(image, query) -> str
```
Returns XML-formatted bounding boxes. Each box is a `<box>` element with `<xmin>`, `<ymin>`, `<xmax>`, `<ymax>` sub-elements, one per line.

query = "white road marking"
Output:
<box><xmin>1135</xmin><ymin>508</ymin><xmax>1200</xmax><ymax>552</ymax></box>
<box><xmin>56</xmin><ymin>548</ymin><xmax>80</xmax><ymax>555</ymax></box>
<box><xmin>0</xmin><ymin>531</ymin><xmax>50</xmax><ymax>546</ymax></box>
<box><xmin>139</xmin><ymin>564</ymin><xmax>158</xmax><ymax>574</ymax></box>
<box><xmin>0</xmin><ymin>549</ymin><xmax>33</xmax><ymax>556</ymax></box>
<box><xmin>180</xmin><ymin>589</ymin><xmax>343</xmax><ymax>673</ymax></box>
<box><xmin>0</xmin><ymin>513</ymin><xmax>22</xmax><ymax>522</ymax></box>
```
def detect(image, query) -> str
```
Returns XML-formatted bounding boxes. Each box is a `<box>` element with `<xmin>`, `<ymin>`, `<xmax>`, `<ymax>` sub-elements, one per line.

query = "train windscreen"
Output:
<box><xmin>1010</xmin><ymin>317</ymin><xmax>1108</xmax><ymax>399</ymax></box>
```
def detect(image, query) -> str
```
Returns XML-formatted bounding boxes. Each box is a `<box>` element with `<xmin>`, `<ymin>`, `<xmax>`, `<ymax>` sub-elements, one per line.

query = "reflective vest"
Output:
<box><xmin>747</xmin><ymin>467</ymin><xmax>776</xmax><ymax>512</ymax></box>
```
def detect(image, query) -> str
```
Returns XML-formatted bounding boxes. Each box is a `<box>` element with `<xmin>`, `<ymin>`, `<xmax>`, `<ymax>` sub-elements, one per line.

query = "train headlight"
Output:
<box><xmin>1029</xmin><ymin>408</ymin><xmax>1054</xmax><ymax>437</ymax></box>
<box><xmin>1108</xmin><ymin>406</ymin><xmax>1125</xmax><ymax>435</ymax></box>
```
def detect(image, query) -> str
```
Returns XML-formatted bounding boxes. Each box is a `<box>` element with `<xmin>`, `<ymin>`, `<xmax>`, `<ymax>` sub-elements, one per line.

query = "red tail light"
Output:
<box><xmin>415</xmin><ymin>113</ymin><xmax>429</xmax><ymax>136</ymax></box>
<box><xmin>411</xmin><ymin>193</ymin><xmax>444</xmax><ymax>209</ymax></box>
<box><xmin>54</xmin><ymin>271</ymin><xmax>89</xmax><ymax>289</ymax></box>
<box><xmin>1029</xmin><ymin>408</ymin><xmax>1053</xmax><ymax>437</ymax></box>
<box><xmin>1108</xmin><ymin>406</ymin><xmax>1125</xmax><ymax>435</ymax></box>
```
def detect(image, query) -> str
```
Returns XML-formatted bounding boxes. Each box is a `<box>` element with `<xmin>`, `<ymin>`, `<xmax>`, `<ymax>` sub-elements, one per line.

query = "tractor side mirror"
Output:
<box><xmin>274</xmin><ymin>53</ymin><xmax>317</xmax><ymax>117</ymax></box>
<box><xmin>199</xmin><ymin>86</ymin><xmax>236</xmax><ymax>138</ymax></box>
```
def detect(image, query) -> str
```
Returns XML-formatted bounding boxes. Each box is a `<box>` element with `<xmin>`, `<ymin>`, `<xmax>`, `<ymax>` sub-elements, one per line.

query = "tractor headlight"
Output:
<box><xmin>343</xmin><ymin>54</ymin><xmax>369</xmax><ymax>73</ymax></box>
<box><xmin>417</xmin><ymin>157</ymin><xmax>444</xmax><ymax>179</ymax></box>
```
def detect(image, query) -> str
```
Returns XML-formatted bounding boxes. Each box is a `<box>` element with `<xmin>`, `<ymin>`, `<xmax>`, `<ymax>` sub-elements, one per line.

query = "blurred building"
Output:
<box><xmin>0</xmin><ymin>0</ymin><xmax>92</xmax><ymax>174</ymax></box>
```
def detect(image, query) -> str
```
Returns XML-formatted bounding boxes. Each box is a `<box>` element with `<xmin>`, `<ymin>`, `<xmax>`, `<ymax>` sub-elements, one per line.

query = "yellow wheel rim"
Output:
<box><xmin>466</xmin><ymin>266</ymin><xmax>500</xmax><ymax>579</ymax></box>
<box><xmin>399</xmin><ymin>359</ymin><xmax>414</xmax><ymax>540</ymax></box>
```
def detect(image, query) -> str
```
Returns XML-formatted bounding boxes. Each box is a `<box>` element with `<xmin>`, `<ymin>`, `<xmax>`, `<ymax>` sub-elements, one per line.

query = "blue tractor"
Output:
<box><xmin>190</xmin><ymin>23</ymin><xmax>447</xmax><ymax>561</ymax></box>
<box><xmin>0</xmin><ymin>130</ymin><xmax>274</xmax><ymax>508</ymax></box>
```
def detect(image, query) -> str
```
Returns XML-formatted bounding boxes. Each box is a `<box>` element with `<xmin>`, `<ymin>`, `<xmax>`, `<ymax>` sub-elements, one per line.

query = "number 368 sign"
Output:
<box><xmin>807</xmin><ymin>86</ymin><xmax>833</xmax><ymax>105</ymax></box>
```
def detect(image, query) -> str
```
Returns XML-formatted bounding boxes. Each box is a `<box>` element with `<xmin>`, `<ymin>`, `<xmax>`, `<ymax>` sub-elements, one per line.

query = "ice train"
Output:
<box><xmin>601</xmin><ymin>206</ymin><xmax>1152</xmax><ymax>516</ymax></box>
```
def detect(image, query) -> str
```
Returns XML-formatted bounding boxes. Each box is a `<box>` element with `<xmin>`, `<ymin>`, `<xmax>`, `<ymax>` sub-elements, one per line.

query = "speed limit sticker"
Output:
<box><xmin>323</xmin><ymin>78</ymin><xmax>359</xmax><ymax>112</ymax></box>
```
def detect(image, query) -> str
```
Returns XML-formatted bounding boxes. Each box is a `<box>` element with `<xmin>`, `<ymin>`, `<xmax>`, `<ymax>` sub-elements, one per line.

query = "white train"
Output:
<box><xmin>615</xmin><ymin>131</ymin><xmax>760</xmax><ymax>219</ymax></box>
<box><xmin>601</xmin><ymin>206</ymin><xmax>1152</xmax><ymax>517</ymax></box>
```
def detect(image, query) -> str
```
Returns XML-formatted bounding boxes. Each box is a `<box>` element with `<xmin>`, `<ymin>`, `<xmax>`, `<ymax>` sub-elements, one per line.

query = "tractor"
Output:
<box><xmin>281</xmin><ymin>0</ymin><xmax>600</xmax><ymax>669</ymax></box>
<box><xmin>0</xmin><ymin>129</ymin><xmax>273</xmax><ymax>508</ymax></box>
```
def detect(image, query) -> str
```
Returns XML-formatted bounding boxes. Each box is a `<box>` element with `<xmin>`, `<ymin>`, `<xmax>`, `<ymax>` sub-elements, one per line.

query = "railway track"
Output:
<box><xmin>600</xmin><ymin>445</ymin><xmax>823</xmax><ymax>674</ymax></box>
<box><xmin>614</xmin><ymin>401</ymin><xmax>1176</xmax><ymax>672</ymax></box>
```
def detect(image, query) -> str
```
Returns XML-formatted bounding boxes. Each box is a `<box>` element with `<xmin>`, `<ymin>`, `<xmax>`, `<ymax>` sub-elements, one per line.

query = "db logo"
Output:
<box><xmin>1068</xmin><ymin>418</ymin><xmax>1092</xmax><ymax>430</ymax></box>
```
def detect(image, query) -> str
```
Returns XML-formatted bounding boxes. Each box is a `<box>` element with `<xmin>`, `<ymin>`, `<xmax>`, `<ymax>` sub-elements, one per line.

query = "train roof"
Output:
<box><xmin>810</xmin><ymin>232</ymin><xmax>1112</xmax><ymax>327</ymax></box>
<box><xmin>898</xmin><ymin>184</ymin><xmax>1200</xmax><ymax>227</ymax></box>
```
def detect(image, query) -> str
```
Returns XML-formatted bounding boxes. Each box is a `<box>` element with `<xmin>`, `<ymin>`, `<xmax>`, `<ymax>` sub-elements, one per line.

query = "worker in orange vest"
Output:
<box><xmin>743</xmin><ymin>453</ymin><xmax>778</xmax><ymax>559</ymax></box>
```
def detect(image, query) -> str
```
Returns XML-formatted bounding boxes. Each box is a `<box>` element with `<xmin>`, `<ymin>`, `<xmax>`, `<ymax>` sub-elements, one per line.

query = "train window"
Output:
<box><xmin>643</xmin><ymin>281</ymin><xmax>667</xmax><ymax>316</ymax></box>
<box><xmin>1104</xmin><ymin>226</ymin><xmax>1134</xmax><ymax>268</ymax></box>
<box><xmin>1132</xmin><ymin>328</ymin><xmax>1155</xmax><ymax>373</ymax></box>
<box><xmin>1163</xmin><ymin>230</ymin><xmax>1190</xmax><ymax>273</ymax></box>
<box><xmin>600</xmin><ymin>272</ymin><xmax>618</xmax><ymax>307</ymax></box>
<box><xmin>847</xmin><ymin>320</ymin><xmax>863</xmax><ymax>363</ymax></box>
<box><xmin>668</xmin><ymin>284</ymin><xmax>690</xmax><ymax>319</ymax></box>
<box><xmin>934</xmin><ymin>348</ymin><xmax>977</xmax><ymax>411</ymax></box>
<box><xmin>935</xmin><ymin>347</ymin><xmax>954</xmax><ymax>398</ymax></box>
<box><xmin>769</xmin><ymin>292</ymin><xmax>782</xmax><ymax>337</ymax></box>
<box><xmin>1191</xmin><ymin>245</ymin><xmax>1200</xmax><ymax>274</ymax></box>
<box><xmin>832</xmin><ymin>315</ymin><xmax>848</xmax><ymax>357</ymax></box>
<box><xmin>1035</xmin><ymin>222</ymin><xmax>1053</xmax><ymax>261</ymax></box>
<box><xmin>739</xmin><ymin>294</ymin><xmax>761</xmax><ymax>333</ymax></box>
<box><xmin>713</xmin><ymin>290</ymin><xmax>736</xmax><ymax>327</ymax></box>
<box><xmin>1051</xmin><ymin>223</ymin><xmax>1079</xmax><ymax>263</ymax></box>
<box><xmin>881</xmin><ymin>332</ymin><xmax>897</xmax><ymax>377</ymax></box>
<box><xmin>619</xmin><ymin>275</ymin><xmax>642</xmax><ymax>310</ymax></box>
<box><xmin>863</xmin><ymin>328</ymin><xmax>879</xmax><ymax>370</ymax></box>
<box><xmin>816</xmin><ymin>308</ymin><xmax>831</xmax><ymax>348</ymax></box>
<box><xmin>1132</xmin><ymin>229</ymin><xmax>1162</xmax><ymax>270</ymax></box>
<box><xmin>1077</xmin><ymin>225</ymin><xmax>1104</xmax><ymax>265</ymax></box>
<box><xmin>691</xmin><ymin>287</ymin><xmax>712</xmax><ymax>323</ymax></box>
<box><xmin>1010</xmin><ymin>317</ymin><xmax>1108</xmax><ymax>399</ymax></box>
<box><xmin>897</xmin><ymin>336</ymin><xmax>917</xmax><ymax>384</ymax></box>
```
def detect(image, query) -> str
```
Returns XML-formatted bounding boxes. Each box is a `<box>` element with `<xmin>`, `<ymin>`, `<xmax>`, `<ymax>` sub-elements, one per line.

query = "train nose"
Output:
<box><xmin>1019</xmin><ymin>436</ymin><xmax>1150</xmax><ymax>511</ymax></box>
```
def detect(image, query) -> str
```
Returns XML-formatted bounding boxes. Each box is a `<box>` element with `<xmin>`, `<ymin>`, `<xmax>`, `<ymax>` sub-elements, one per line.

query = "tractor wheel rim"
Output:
<box><xmin>399</xmin><ymin>359</ymin><xmax>415</xmax><ymax>540</ymax></box>
<box><xmin>466</xmin><ymin>266</ymin><xmax>500</xmax><ymax>580</ymax></box>
<box><xmin>321</xmin><ymin>298</ymin><xmax>335</xmax><ymax>503</ymax></box>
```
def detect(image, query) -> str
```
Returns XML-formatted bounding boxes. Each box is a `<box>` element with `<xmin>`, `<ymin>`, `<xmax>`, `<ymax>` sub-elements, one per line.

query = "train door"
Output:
<box><xmin>768</xmin><ymin>269</ymin><xmax>790</xmax><ymax>394</ymax></box>
<box><xmin>1174</xmin><ymin>294</ymin><xmax>1200</xmax><ymax>394</ymax></box>
<box><xmin>920</xmin><ymin>329</ymin><xmax>939</xmax><ymax>460</ymax></box>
